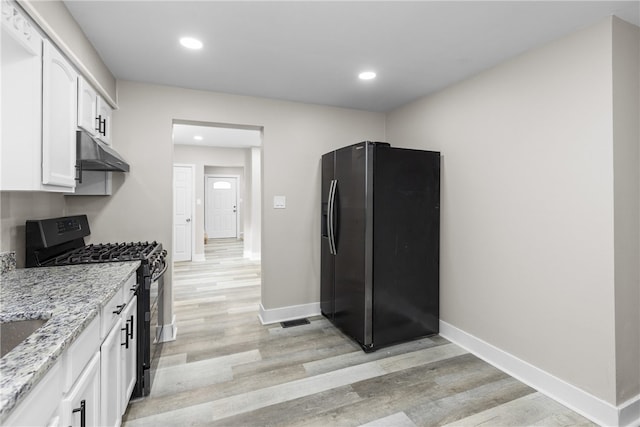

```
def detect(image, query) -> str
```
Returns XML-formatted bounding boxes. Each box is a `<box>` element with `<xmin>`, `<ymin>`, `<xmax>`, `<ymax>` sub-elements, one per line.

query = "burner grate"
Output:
<box><xmin>47</xmin><ymin>241</ymin><xmax>160</xmax><ymax>265</ymax></box>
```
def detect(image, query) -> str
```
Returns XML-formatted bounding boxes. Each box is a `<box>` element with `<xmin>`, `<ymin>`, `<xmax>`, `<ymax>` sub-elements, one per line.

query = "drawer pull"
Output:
<box><xmin>112</xmin><ymin>303</ymin><xmax>126</xmax><ymax>315</ymax></box>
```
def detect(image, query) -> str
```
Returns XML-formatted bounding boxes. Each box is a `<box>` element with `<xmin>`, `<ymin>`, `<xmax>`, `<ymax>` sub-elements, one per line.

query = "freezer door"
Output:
<box><xmin>372</xmin><ymin>148</ymin><xmax>440</xmax><ymax>347</ymax></box>
<box><xmin>333</xmin><ymin>142</ymin><xmax>372</xmax><ymax>347</ymax></box>
<box><xmin>320</xmin><ymin>152</ymin><xmax>335</xmax><ymax>318</ymax></box>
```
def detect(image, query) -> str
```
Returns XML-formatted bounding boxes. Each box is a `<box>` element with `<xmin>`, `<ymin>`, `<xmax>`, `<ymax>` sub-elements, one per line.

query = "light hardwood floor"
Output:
<box><xmin>123</xmin><ymin>239</ymin><xmax>595</xmax><ymax>427</ymax></box>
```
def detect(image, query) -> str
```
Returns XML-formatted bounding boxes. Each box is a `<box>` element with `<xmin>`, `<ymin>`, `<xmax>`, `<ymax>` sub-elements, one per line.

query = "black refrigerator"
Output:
<box><xmin>321</xmin><ymin>141</ymin><xmax>440</xmax><ymax>352</ymax></box>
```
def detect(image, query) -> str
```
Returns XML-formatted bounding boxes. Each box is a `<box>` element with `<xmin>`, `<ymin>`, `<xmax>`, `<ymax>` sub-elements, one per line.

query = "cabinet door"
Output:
<box><xmin>42</xmin><ymin>39</ymin><xmax>77</xmax><ymax>188</ymax></box>
<box><xmin>62</xmin><ymin>352</ymin><xmax>101</xmax><ymax>427</ymax></box>
<box><xmin>4</xmin><ymin>359</ymin><xmax>62</xmax><ymax>426</ymax></box>
<box><xmin>1</xmin><ymin>1</ymin><xmax>43</xmax><ymax>191</ymax></box>
<box><xmin>100</xmin><ymin>318</ymin><xmax>122</xmax><ymax>427</ymax></box>
<box><xmin>96</xmin><ymin>96</ymin><xmax>112</xmax><ymax>145</ymax></box>
<box><xmin>78</xmin><ymin>77</ymin><xmax>97</xmax><ymax>135</ymax></box>
<box><xmin>121</xmin><ymin>296</ymin><xmax>137</xmax><ymax>413</ymax></box>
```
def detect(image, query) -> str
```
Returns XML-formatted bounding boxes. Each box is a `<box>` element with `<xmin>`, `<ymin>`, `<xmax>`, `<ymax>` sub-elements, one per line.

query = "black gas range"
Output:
<box><xmin>25</xmin><ymin>215</ymin><xmax>167</xmax><ymax>397</ymax></box>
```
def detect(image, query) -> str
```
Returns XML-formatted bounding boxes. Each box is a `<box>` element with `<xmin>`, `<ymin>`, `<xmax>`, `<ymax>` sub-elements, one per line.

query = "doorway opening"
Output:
<box><xmin>171</xmin><ymin>120</ymin><xmax>262</xmax><ymax>263</ymax></box>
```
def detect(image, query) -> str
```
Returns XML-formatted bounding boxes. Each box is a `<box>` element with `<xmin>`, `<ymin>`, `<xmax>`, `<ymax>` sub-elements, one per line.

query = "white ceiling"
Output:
<box><xmin>173</xmin><ymin>123</ymin><xmax>262</xmax><ymax>148</ymax></box>
<box><xmin>65</xmin><ymin>1</ymin><xmax>639</xmax><ymax>113</ymax></box>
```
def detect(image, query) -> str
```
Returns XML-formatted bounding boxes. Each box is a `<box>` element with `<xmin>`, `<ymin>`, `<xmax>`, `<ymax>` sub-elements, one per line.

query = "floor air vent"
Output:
<box><xmin>280</xmin><ymin>318</ymin><xmax>310</xmax><ymax>328</ymax></box>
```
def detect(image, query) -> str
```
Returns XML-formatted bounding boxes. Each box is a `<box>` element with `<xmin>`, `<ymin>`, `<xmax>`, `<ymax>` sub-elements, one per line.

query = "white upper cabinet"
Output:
<box><xmin>77</xmin><ymin>77</ymin><xmax>98</xmax><ymax>135</ymax></box>
<box><xmin>96</xmin><ymin>96</ymin><xmax>113</xmax><ymax>145</ymax></box>
<box><xmin>42</xmin><ymin>39</ymin><xmax>78</xmax><ymax>188</ymax></box>
<box><xmin>78</xmin><ymin>76</ymin><xmax>113</xmax><ymax>146</ymax></box>
<box><xmin>1</xmin><ymin>0</ymin><xmax>42</xmax><ymax>191</ymax></box>
<box><xmin>1</xmin><ymin>2</ymin><xmax>76</xmax><ymax>192</ymax></box>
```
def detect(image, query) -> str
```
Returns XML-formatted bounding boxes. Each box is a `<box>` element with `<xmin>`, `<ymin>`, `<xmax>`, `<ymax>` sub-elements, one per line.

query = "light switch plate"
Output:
<box><xmin>273</xmin><ymin>196</ymin><xmax>286</xmax><ymax>209</ymax></box>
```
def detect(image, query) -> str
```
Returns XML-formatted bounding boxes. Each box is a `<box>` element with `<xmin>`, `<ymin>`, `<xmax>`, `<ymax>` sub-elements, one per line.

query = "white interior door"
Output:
<box><xmin>206</xmin><ymin>176</ymin><xmax>238</xmax><ymax>239</ymax></box>
<box><xmin>173</xmin><ymin>165</ymin><xmax>193</xmax><ymax>261</ymax></box>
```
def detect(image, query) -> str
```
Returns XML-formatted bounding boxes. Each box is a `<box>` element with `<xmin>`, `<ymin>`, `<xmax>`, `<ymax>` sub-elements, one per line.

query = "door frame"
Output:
<box><xmin>205</xmin><ymin>174</ymin><xmax>241</xmax><ymax>239</ymax></box>
<box><xmin>173</xmin><ymin>163</ymin><xmax>196</xmax><ymax>261</ymax></box>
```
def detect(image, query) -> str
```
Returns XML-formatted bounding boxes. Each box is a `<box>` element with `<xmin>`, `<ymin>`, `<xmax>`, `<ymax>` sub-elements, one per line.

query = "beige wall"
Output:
<box><xmin>173</xmin><ymin>145</ymin><xmax>249</xmax><ymax>256</ymax></box>
<box><xmin>6</xmin><ymin>0</ymin><xmax>637</xmax><ymax>413</ymax></box>
<box><xmin>612</xmin><ymin>17</ymin><xmax>640</xmax><ymax>404</ymax></box>
<box><xmin>21</xmin><ymin>0</ymin><xmax>117</xmax><ymax>105</ymax></box>
<box><xmin>386</xmin><ymin>19</ymin><xmax>620</xmax><ymax>404</ymax></box>
<box><xmin>68</xmin><ymin>80</ymin><xmax>385</xmax><ymax>327</ymax></box>
<box><xmin>0</xmin><ymin>192</ymin><xmax>66</xmax><ymax>266</ymax></box>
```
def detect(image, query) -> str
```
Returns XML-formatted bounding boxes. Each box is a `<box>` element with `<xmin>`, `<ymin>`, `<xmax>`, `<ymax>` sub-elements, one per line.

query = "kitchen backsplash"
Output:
<box><xmin>1</xmin><ymin>192</ymin><xmax>66</xmax><ymax>268</ymax></box>
<box><xmin>0</xmin><ymin>251</ymin><xmax>16</xmax><ymax>274</ymax></box>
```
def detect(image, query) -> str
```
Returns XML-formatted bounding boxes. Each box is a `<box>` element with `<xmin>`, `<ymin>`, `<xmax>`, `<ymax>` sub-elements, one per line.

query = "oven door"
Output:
<box><xmin>136</xmin><ymin>253</ymin><xmax>167</xmax><ymax>397</ymax></box>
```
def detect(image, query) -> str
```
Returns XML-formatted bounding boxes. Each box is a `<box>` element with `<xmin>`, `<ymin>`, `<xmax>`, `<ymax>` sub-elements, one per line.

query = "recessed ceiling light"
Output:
<box><xmin>180</xmin><ymin>37</ymin><xmax>203</xmax><ymax>50</ymax></box>
<box><xmin>193</xmin><ymin>135</ymin><xmax>203</xmax><ymax>141</ymax></box>
<box><xmin>358</xmin><ymin>71</ymin><xmax>376</xmax><ymax>80</ymax></box>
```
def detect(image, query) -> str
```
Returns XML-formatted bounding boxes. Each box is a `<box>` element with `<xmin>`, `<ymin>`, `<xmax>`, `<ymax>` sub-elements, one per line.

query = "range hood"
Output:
<box><xmin>76</xmin><ymin>130</ymin><xmax>130</xmax><ymax>173</ymax></box>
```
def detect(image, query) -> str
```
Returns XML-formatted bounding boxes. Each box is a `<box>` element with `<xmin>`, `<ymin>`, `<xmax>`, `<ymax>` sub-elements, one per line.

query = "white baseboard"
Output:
<box><xmin>619</xmin><ymin>396</ymin><xmax>640</xmax><ymax>427</ymax></box>
<box><xmin>192</xmin><ymin>253</ymin><xmax>206</xmax><ymax>262</ymax></box>
<box><xmin>243</xmin><ymin>250</ymin><xmax>261</xmax><ymax>261</ymax></box>
<box><xmin>258</xmin><ymin>302</ymin><xmax>321</xmax><ymax>325</ymax></box>
<box><xmin>157</xmin><ymin>315</ymin><xmax>177</xmax><ymax>343</ymax></box>
<box><xmin>439</xmin><ymin>320</ymin><xmax>640</xmax><ymax>427</ymax></box>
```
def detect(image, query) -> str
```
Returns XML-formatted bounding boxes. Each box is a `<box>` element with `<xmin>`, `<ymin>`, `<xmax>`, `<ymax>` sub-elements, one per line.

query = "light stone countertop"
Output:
<box><xmin>0</xmin><ymin>262</ymin><xmax>140</xmax><ymax>420</ymax></box>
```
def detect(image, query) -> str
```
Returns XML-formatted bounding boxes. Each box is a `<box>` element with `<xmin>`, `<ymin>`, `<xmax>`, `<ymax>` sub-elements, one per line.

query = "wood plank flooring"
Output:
<box><xmin>123</xmin><ymin>239</ymin><xmax>596</xmax><ymax>427</ymax></box>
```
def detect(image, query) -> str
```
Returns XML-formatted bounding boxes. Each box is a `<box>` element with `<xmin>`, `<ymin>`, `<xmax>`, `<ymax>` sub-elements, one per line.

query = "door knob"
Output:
<box><xmin>186</xmin><ymin>218</ymin><xmax>191</xmax><ymax>222</ymax></box>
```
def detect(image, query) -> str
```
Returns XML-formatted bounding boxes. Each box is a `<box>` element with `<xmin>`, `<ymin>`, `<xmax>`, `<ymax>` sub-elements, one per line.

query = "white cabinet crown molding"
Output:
<box><xmin>17</xmin><ymin>0</ymin><xmax>118</xmax><ymax>109</ymax></box>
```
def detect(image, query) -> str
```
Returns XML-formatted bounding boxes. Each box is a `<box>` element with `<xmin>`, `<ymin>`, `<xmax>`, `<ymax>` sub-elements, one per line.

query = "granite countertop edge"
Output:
<box><xmin>0</xmin><ymin>261</ymin><xmax>140</xmax><ymax>420</ymax></box>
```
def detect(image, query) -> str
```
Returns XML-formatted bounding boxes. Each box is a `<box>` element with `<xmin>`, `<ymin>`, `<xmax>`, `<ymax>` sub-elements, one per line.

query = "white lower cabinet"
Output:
<box><xmin>121</xmin><ymin>296</ymin><xmax>138</xmax><ymax>413</ymax></box>
<box><xmin>4</xmin><ymin>276</ymin><xmax>139</xmax><ymax>426</ymax></box>
<box><xmin>101</xmin><ymin>318</ymin><xmax>122</xmax><ymax>427</ymax></box>
<box><xmin>62</xmin><ymin>352</ymin><xmax>101</xmax><ymax>427</ymax></box>
<box><xmin>2</xmin><ymin>358</ymin><xmax>62</xmax><ymax>427</ymax></box>
<box><xmin>101</xmin><ymin>274</ymin><xmax>138</xmax><ymax>426</ymax></box>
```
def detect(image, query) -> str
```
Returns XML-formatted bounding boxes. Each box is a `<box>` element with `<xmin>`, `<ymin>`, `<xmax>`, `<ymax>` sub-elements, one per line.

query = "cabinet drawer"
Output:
<box><xmin>63</xmin><ymin>315</ymin><xmax>100</xmax><ymax>391</ymax></box>
<box><xmin>123</xmin><ymin>274</ymin><xmax>137</xmax><ymax>303</ymax></box>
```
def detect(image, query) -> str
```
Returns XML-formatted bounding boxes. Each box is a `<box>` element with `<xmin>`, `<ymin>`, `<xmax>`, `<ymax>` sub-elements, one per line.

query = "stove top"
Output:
<box><xmin>47</xmin><ymin>241</ymin><xmax>161</xmax><ymax>265</ymax></box>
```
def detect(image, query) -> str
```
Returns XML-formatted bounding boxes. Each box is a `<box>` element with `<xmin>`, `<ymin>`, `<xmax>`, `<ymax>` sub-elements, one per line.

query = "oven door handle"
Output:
<box><xmin>152</xmin><ymin>262</ymin><xmax>168</xmax><ymax>282</ymax></box>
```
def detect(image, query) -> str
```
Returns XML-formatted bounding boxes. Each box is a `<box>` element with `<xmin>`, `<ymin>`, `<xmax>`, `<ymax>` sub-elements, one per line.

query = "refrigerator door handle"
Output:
<box><xmin>328</xmin><ymin>179</ymin><xmax>337</xmax><ymax>255</ymax></box>
<box><xmin>326</xmin><ymin>180</ymin><xmax>334</xmax><ymax>254</ymax></box>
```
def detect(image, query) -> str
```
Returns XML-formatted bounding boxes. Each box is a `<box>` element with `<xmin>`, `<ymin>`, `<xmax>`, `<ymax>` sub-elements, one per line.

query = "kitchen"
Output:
<box><xmin>1</xmin><ymin>1</ymin><xmax>639</xmax><ymax>426</ymax></box>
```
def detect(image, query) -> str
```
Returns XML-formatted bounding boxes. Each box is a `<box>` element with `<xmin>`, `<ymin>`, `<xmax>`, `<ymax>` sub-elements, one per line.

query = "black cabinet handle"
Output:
<box><xmin>121</xmin><ymin>322</ymin><xmax>129</xmax><ymax>349</ymax></box>
<box><xmin>95</xmin><ymin>115</ymin><xmax>106</xmax><ymax>135</ymax></box>
<box><xmin>113</xmin><ymin>303</ymin><xmax>126</xmax><ymax>315</ymax></box>
<box><xmin>128</xmin><ymin>315</ymin><xmax>134</xmax><ymax>339</ymax></box>
<box><xmin>72</xmin><ymin>399</ymin><xmax>86</xmax><ymax>427</ymax></box>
